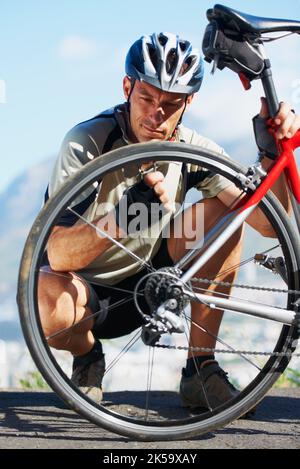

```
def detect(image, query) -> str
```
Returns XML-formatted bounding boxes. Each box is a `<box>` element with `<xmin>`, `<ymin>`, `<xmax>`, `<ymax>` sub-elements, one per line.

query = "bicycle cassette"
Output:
<box><xmin>144</xmin><ymin>267</ymin><xmax>189</xmax><ymax>315</ymax></box>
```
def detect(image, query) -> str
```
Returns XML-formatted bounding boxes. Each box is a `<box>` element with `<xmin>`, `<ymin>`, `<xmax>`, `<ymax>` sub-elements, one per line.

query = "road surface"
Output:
<box><xmin>0</xmin><ymin>388</ymin><xmax>299</xmax><ymax>449</ymax></box>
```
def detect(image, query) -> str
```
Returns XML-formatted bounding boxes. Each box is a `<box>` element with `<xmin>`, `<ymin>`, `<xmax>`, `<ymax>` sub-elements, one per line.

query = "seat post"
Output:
<box><xmin>260</xmin><ymin>63</ymin><xmax>280</xmax><ymax>118</ymax></box>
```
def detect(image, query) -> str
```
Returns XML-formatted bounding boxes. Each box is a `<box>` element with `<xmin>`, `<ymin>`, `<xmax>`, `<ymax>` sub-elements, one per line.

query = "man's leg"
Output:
<box><xmin>38</xmin><ymin>267</ymin><xmax>105</xmax><ymax>404</ymax></box>
<box><xmin>38</xmin><ymin>267</ymin><xmax>96</xmax><ymax>356</ymax></box>
<box><xmin>167</xmin><ymin>197</ymin><xmax>243</xmax><ymax>408</ymax></box>
<box><xmin>168</xmin><ymin>197</ymin><xmax>243</xmax><ymax>353</ymax></box>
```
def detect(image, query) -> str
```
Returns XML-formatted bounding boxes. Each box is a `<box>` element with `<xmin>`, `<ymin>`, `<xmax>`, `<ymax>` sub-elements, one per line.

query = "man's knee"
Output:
<box><xmin>38</xmin><ymin>270</ymin><xmax>71</xmax><ymax>336</ymax></box>
<box><xmin>38</xmin><ymin>269</ymin><xmax>73</xmax><ymax>312</ymax></box>
<box><xmin>38</xmin><ymin>269</ymin><xmax>92</xmax><ymax>337</ymax></box>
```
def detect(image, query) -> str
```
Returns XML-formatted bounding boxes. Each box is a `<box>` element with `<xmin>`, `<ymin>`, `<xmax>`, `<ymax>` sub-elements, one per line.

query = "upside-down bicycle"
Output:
<box><xmin>18</xmin><ymin>4</ymin><xmax>300</xmax><ymax>441</ymax></box>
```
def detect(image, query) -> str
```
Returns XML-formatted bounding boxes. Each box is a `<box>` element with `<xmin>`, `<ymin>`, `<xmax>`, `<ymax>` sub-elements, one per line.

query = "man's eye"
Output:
<box><xmin>168</xmin><ymin>102</ymin><xmax>181</xmax><ymax>109</ymax></box>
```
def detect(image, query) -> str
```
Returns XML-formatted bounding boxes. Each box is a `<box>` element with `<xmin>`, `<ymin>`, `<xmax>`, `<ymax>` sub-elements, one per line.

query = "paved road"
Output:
<box><xmin>0</xmin><ymin>388</ymin><xmax>299</xmax><ymax>449</ymax></box>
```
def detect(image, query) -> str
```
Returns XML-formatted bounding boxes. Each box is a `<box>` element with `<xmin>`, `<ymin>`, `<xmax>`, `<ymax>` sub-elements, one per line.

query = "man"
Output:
<box><xmin>39</xmin><ymin>32</ymin><xmax>300</xmax><ymax>409</ymax></box>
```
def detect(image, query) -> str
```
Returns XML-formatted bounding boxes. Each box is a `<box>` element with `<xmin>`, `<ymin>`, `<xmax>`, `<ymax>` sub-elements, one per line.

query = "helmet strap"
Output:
<box><xmin>177</xmin><ymin>95</ymin><xmax>188</xmax><ymax>126</ymax></box>
<box><xmin>169</xmin><ymin>95</ymin><xmax>188</xmax><ymax>140</ymax></box>
<box><xmin>126</xmin><ymin>77</ymin><xmax>136</xmax><ymax>113</ymax></box>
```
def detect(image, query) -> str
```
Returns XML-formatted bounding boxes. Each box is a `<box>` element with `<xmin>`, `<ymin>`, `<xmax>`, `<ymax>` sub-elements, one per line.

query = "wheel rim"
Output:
<box><xmin>18</xmin><ymin>142</ymin><xmax>300</xmax><ymax>439</ymax></box>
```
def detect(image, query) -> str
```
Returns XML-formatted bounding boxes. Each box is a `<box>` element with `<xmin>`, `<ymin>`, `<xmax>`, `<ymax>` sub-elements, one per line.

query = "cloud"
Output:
<box><xmin>58</xmin><ymin>35</ymin><xmax>97</xmax><ymax>60</ymax></box>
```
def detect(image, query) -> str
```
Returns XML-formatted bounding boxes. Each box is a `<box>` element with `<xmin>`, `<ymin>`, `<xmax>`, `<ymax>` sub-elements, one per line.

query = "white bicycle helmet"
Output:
<box><xmin>125</xmin><ymin>32</ymin><xmax>204</xmax><ymax>95</ymax></box>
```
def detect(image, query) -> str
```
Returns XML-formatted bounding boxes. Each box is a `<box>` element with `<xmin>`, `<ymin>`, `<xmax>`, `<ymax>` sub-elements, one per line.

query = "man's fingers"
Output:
<box><xmin>153</xmin><ymin>181</ymin><xmax>165</xmax><ymax>197</ymax></box>
<box><xmin>262</xmin><ymin>100</ymin><xmax>300</xmax><ymax>139</ymax></box>
<box><xmin>257</xmin><ymin>98</ymin><xmax>299</xmax><ymax>141</ymax></box>
<box><xmin>143</xmin><ymin>171</ymin><xmax>172</xmax><ymax>211</ymax></box>
<box><xmin>276</xmin><ymin>112</ymin><xmax>295</xmax><ymax>139</ymax></box>
<box><xmin>144</xmin><ymin>171</ymin><xmax>164</xmax><ymax>187</ymax></box>
<box><xmin>286</xmin><ymin>114</ymin><xmax>300</xmax><ymax>138</ymax></box>
<box><xmin>153</xmin><ymin>181</ymin><xmax>170</xmax><ymax>205</ymax></box>
<box><xmin>274</xmin><ymin>102</ymin><xmax>291</xmax><ymax>126</ymax></box>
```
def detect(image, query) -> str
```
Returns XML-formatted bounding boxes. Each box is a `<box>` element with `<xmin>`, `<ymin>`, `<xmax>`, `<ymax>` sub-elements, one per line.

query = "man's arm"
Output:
<box><xmin>217</xmin><ymin>182</ymin><xmax>281</xmax><ymax>238</ymax></box>
<box><xmin>47</xmin><ymin>212</ymin><xmax>124</xmax><ymax>271</ymax></box>
<box><xmin>48</xmin><ymin>170</ymin><xmax>171</xmax><ymax>272</ymax></box>
<box><xmin>217</xmin><ymin>101</ymin><xmax>300</xmax><ymax>237</ymax></box>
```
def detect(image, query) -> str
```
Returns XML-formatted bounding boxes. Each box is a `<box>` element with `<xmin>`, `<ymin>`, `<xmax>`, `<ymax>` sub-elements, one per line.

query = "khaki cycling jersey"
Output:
<box><xmin>47</xmin><ymin>103</ymin><xmax>232</xmax><ymax>285</ymax></box>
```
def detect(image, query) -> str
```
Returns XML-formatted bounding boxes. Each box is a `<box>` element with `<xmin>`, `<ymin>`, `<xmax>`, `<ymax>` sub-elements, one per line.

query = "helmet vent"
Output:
<box><xmin>179</xmin><ymin>40</ymin><xmax>188</xmax><ymax>52</ymax></box>
<box><xmin>147</xmin><ymin>43</ymin><xmax>159</xmax><ymax>69</ymax></box>
<box><xmin>179</xmin><ymin>55</ymin><xmax>196</xmax><ymax>76</ymax></box>
<box><xmin>158</xmin><ymin>33</ymin><xmax>168</xmax><ymax>46</ymax></box>
<box><xmin>166</xmin><ymin>48</ymin><xmax>178</xmax><ymax>75</ymax></box>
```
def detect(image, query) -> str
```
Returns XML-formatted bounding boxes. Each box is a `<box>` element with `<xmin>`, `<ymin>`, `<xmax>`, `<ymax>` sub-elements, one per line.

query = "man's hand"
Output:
<box><xmin>144</xmin><ymin>171</ymin><xmax>172</xmax><ymax>211</ymax></box>
<box><xmin>259</xmin><ymin>98</ymin><xmax>300</xmax><ymax>139</ymax></box>
<box><xmin>114</xmin><ymin>171</ymin><xmax>173</xmax><ymax>236</ymax></box>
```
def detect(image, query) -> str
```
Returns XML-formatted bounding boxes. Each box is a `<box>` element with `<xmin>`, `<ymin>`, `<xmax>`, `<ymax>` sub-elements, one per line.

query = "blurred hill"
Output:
<box><xmin>0</xmin><ymin>158</ymin><xmax>53</xmax><ymax>323</ymax></box>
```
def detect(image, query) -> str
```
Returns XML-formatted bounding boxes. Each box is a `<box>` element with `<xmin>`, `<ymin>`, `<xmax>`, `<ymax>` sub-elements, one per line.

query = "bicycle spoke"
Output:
<box><xmin>182</xmin><ymin>316</ymin><xmax>213</xmax><ymax>411</ymax></box>
<box><xmin>39</xmin><ymin>267</ymin><xmax>146</xmax><ymax>297</ymax></box>
<box><xmin>211</xmin><ymin>244</ymin><xmax>281</xmax><ymax>281</ymax></box>
<box><xmin>138</xmin><ymin>225</ymin><xmax>155</xmax><ymax>271</ymax></box>
<box><xmin>104</xmin><ymin>329</ymin><xmax>142</xmax><ymax>376</ymax></box>
<box><xmin>175</xmin><ymin>190</ymin><xmax>245</xmax><ymax>271</ymax></box>
<box><xmin>68</xmin><ymin>206</ymin><xmax>155</xmax><ymax>272</ymax></box>
<box><xmin>46</xmin><ymin>295</ymin><xmax>137</xmax><ymax>341</ymax></box>
<box><xmin>182</xmin><ymin>312</ymin><xmax>261</xmax><ymax>371</ymax></box>
<box><xmin>191</xmin><ymin>283</ymin><xmax>286</xmax><ymax>310</ymax></box>
<box><xmin>145</xmin><ymin>346</ymin><xmax>155</xmax><ymax>421</ymax></box>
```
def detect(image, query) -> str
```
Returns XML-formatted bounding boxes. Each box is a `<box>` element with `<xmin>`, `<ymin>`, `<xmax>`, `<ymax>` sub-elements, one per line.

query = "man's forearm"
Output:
<box><xmin>47</xmin><ymin>212</ymin><xmax>123</xmax><ymax>272</ymax></box>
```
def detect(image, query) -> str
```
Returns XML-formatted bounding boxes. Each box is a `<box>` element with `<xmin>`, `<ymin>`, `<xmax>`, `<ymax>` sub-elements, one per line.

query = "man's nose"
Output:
<box><xmin>151</xmin><ymin>106</ymin><xmax>165</xmax><ymax>124</ymax></box>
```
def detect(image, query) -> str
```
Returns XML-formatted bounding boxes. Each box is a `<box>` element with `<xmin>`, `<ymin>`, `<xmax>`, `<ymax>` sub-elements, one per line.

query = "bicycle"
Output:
<box><xmin>17</xmin><ymin>4</ymin><xmax>300</xmax><ymax>441</ymax></box>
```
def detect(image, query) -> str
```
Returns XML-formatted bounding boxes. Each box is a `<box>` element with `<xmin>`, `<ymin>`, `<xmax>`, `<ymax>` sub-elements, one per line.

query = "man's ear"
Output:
<box><xmin>123</xmin><ymin>76</ymin><xmax>132</xmax><ymax>100</ymax></box>
<box><xmin>186</xmin><ymin>93</ymin><xmax>195</xmax><ymax>106</ymax></box>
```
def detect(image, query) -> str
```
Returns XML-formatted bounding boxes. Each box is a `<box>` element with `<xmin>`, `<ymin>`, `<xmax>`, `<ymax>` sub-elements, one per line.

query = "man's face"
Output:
<box><xmin>123</xmin><ymin>77</ymin><xmax>194</xmax><ymax>143</ymax></box>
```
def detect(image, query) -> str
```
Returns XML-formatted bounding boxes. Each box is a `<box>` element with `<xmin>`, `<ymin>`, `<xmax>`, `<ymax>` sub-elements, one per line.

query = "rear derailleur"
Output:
<box><xmin>141</xmin><ymin>267</ymin><xmax>189</xmax><ymax>347</ymax></box>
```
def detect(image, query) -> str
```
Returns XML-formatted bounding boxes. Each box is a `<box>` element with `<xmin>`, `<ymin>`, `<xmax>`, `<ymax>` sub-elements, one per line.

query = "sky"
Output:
<box><xmin>0</xmin><ymin>0</ymin><xmax>299</xmax><ymax>193</ymax></box>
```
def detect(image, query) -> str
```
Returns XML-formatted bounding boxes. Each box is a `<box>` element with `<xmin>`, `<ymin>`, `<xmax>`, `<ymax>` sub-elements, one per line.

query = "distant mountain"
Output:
<box><xmin>0</xmin><ymin>158</ymin><xmax>54</xmax><ymax>302</ymax></box>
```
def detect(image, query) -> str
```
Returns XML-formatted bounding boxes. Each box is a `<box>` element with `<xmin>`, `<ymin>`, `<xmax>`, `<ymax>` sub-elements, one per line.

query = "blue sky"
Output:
<box><xmin>0</xmin><ymin>0</ymin><xmax>299</xmax><ymax>193</ymax></box>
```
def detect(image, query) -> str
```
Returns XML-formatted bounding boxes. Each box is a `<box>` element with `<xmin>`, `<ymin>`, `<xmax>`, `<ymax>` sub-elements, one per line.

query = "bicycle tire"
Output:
<box><xmin>17</xmin><ymin>141</ymin><xmax>300</xmax><ymax>440</ymax></box>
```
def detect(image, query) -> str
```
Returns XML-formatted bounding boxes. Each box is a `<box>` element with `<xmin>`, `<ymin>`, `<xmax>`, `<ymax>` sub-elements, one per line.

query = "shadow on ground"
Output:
<box><xmin>0</xmin><ymin>390</ymin><xmax>299</xmax><ymax>444</ymax></box>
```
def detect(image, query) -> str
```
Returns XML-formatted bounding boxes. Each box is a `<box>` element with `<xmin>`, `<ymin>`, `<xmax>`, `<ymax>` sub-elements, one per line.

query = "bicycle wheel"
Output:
<box><xmin>17</xmin><ymin>141</ymin><xmax>300</xmax><ymax>441</ymax></box>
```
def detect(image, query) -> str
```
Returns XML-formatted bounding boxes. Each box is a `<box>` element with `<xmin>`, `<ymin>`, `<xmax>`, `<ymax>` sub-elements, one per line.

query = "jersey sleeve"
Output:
<box><xmin>191</xmin><ymin>169</ymin><xmax>233</xmax><ymax>198</ymax></box>
<box><xmin>45</xmin><ymin>126</ymin><xmax>101</xmax><ymax>226</ymax></box>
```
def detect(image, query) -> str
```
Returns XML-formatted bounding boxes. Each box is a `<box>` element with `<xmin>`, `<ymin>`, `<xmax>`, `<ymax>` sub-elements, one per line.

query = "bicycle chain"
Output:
<box><xmin>152</xmin><ymin>276</ymin><xmax>300</xmax><ymax>357</ymax></box>
<box><xmin>153</xmin><ymin>343</ymin><xmax>300</xmax><ymax>357</ymax></box>
<box><xmin>190</xmin><ymin>277</ymin><xmax>300</xmax><ymax>295</ymax></box>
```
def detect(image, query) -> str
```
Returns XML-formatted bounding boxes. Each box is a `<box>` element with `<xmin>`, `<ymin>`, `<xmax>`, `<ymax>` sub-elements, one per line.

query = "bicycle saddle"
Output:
<box><xmin>208</xmin><ymin>4</ymin><xmax>300</xmax><ymax>35</ymax></box>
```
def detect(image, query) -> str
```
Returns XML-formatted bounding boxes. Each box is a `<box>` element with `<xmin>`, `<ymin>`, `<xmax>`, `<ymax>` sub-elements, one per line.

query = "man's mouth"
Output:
<box><xmin>142</xmin><ymin>124</ymin><xmax>165</xmax><ymax>135</ymax></box>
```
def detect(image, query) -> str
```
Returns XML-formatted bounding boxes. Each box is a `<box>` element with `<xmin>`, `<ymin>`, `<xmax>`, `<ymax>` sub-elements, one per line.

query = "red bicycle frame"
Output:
<box><xmin>241</xmin><ymin>130</ymin><xmax>300</xmax><ymax>212</ymax></box>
